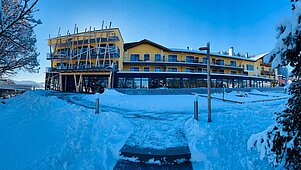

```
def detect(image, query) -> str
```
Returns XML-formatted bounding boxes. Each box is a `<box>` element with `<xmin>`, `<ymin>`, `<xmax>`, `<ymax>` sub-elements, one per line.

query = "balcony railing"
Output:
<box><xmin>260</xmin><ymin>62</ymin><xmax>272</xmax><ymax>67</ymax></box>
<box><xmin>50</xmin><ymin>36</ymin><xmax>120</xmax><ymax>47</ymax></box>
<box><xmin>46</xmin><ymin>65</ymin><xmax>114</xmax><ymax>72</ymax></box>
<box><xmin>125</xmin><ymin>69</ymin><xmax>247</xmax><ymax>75</ymax></box>
<box><xmin>261</xmin><ymin>71</ymin><xmax>274</xmax><ymax>76</ymax></box>
<box><xmin>46</xmin><ymin>46</ymin><xmax>120</xmax><ymax>60</ymax></box>
<box><xmin>123</xmin><ymin>60</ymin><xmax>244</xmax><ymax>70</ymax></box>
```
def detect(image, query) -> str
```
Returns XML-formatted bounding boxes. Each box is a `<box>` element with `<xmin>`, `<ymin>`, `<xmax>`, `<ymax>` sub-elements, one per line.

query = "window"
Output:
<box><xmin>130</xmin><ymin>54</ymin><xmax>140</xmax><ymax>61</ymax></box>
<box><xmin>130</xmin><ymin>67</ymin><xmax>139</xmax><ymax>71</ymax></box>
<box><xmin>134</xmin><ymin>78</ymin><xmax>141</xmax><ymax>89</ymax></box>
<box><xmin>231</xmin><ymin>71</ymin><xmax>237</xmax><ymax>74</ymax></box>
<box><xmin>144</xmin><ymin>54</ymin><xmax>150</xmax><ymax>61</ymax></box>
<box><xmin>186</xmin><ymin>68</ymin><xmax>194</xmax><ymax>72</ymax></box>
<box><xmin>216</xmin><ymin>59</ymin><xmax>224</xmax><ymax>65</ymax></box>
<box><xmin>186</xmin><ymin>56</ymin><xmax>194</xmax><ymax>63</ymax></box>
<box><xmin>203</xmin><ymin>69</ymin><xmax>207</xmax><ymax>73</ymax></box>
<box><xmin>246</xmin><ymin>64</ymin><xmax>254</xmax><ymax>71</ymax></box>
<box><xmin>168</xmin><ymin>68</ymin><xmax>178</xmax><ymax>72</ymax></box>
<box><xmin>168</xmin><ymin>55</ymin><xmax>177</xmax><ymax>62</ymax></box>
<box><xmin>141</xmin><ymin>78</ymin><xmax>149</xmax><ymax>89</ymax></box>
<box><xmin>269</xmin><ymin>68</ymin><xmax>273</xmax><ymax>72</ymax></box>
<box><xmin>144</xmin><ymin>67</ymin><xmax>150</xmax><ymax>72</ymax></box>
<box><xmin>230</xmin><ymin>60</ymin><xmax>237</xmax><ymax>67</ymax></box>
<box><xmin>155</xmin><ymin>54</ymin><xmax>161</xmax><ymax>61</ymax></box>
<box><xmin>155</xmin><ymin>67</ymin><xmax>161</xmax><ymax>72</ymax></box>
<box><xmin>220</xmin><ymin>70</ymin><xmax>224</xmax><ymax>74</ymax></box>
<box><xmin>202</xmin><ymin>58</ymin><xmax>207</xmax><ymax>64</ymax></box>
<box><xmin>212</xmin><ymin>58</ymin><xmax>216</xmax><ymax>64</ymax></box>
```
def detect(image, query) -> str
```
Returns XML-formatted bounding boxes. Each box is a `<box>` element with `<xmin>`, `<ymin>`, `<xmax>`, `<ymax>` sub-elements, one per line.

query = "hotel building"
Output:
<box><xmin>45</xmin><ymin>27</ymin><xmax>276</xmax><ymax>92</ymax></box>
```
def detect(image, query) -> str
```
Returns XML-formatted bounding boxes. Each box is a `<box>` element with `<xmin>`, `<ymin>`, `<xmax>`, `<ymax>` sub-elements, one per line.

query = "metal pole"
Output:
<box><xmin>222</xmin><ymin>86</ymin><xmax>225</xmax><ymax>101</ymax></box>
<box><xmin>207</xmin><ymin>42</ymin><xmax>212</xmax><ymax>122</ymax></box>
<box><xmin>95</xmin><ymin>93</ymin><xmax>100</xmax><ymax>114</ymax></box>
<box><xmin>194</xmin><ymin>95</ymin><xmax>198</xmax><ymax>121</ymax></box>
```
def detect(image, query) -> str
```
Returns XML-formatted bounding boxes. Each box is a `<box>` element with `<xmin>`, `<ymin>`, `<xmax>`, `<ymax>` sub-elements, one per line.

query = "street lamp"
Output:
<box><xmin>199</xmin><ymin>42</ymin><xmax>212</xmax><ymax>122</ymax></box>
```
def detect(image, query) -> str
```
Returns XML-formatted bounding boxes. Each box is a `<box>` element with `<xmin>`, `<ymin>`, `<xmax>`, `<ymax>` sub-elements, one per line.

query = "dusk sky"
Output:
<box><xmin>12</xmin><ymin>0</ymin><xmax>292</xmax><ymax>82</ymax></box>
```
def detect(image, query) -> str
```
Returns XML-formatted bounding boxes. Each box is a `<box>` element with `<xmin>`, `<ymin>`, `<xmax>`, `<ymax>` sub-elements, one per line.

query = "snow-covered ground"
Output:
<box><xmin>0</xmin><ymin>90</ymin><xmax>133</xmax><ymax>169</ymax></box>
<box><xmin>184</xmin><ymin>97</ymin><xmax>286</xmax><ymax>169</ymax></box>
<box><xmin>0</xmin><ymin>89</ymin><xmax>288</xmax><ymax>169</ymax></box>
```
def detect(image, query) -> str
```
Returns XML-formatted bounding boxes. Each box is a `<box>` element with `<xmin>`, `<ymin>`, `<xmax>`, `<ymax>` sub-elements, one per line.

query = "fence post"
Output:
<box><xmin>194</xmin><ymin>95</ymin><xmax>198</xmax><ymax>121</ymax></box>
<box><xmin>95</xmin><ymin>93</ymin><xmax>100</xmax><ymax>114</ymax></box>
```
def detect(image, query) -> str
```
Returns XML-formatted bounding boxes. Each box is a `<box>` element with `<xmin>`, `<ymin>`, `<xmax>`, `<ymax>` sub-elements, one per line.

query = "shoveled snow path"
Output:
<box><xmin>49</xmin><ymin>92</ymin><xmax>193</xmax><ymax>149</ymax></box>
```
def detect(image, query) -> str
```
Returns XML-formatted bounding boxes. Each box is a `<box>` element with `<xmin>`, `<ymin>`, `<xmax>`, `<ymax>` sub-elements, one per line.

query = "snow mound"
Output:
<box><xmin>184</xmin><ymin>118</ymin><xmax>208</xmax><ymax>163</ymax></box>
<box><xmin>250</xmin><ymin>89</ymin><xmax>263</xmax><ymax>94</ymax></box>
<box><xmin>0</xmin><ymin>90</ymin><xmax>133</xmax><ymax>169</ymax></box>
<box><xmin>103</xmin><ymin>89</ymin><xmax>125</xmax><ymax>96</ymax></box>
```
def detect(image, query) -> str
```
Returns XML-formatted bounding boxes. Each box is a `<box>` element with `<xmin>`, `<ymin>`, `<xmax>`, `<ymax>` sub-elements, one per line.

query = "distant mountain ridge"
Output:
<box><xmin>13</xmin><ymin>80</ymin><xmax>44</xmax><ymax>88</ymax></box>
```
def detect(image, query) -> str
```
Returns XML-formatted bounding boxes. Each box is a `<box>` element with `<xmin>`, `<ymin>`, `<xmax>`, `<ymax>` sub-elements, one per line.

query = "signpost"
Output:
<box><xmin>199</xmin><ymin>42</ymin><xmax>212</xmax><ymax>122</ymax></box>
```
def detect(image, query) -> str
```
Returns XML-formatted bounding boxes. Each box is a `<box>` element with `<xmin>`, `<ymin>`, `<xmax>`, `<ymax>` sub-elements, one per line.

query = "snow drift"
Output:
<box><xmin>0</xmin><ymin>90</ymin><xmax>133</xmax><ymax>169</ymax></box>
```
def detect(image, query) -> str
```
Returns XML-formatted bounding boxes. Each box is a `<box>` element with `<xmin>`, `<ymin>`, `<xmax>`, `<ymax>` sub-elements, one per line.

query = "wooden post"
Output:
<box><xmin>194</xmin><ymin>95</ymin><xmax>198</xmax><ymax>121</ymax></box>
<box><xmin>78</xmin><ymin>28</ymin><xmax>87</xmax><ymax>67</ymax></box>
<box><xmin>207</xmin><ymin>42</ymin><xmax>212</xmax><ymax>122</ymax></box>
<box><xmin>74</xmin><ymin>74</ymin><xmax>78</xmax><ymax>92</ymax></box>
<box><xmin>95</xmin><ymin>93</ymin><xmax>100</xmax><ymax>114</ymax></box>
<box><xmin>59</xmin><ymin>74</ymin><xmax>63</xmax><ymax>92</ymax></box>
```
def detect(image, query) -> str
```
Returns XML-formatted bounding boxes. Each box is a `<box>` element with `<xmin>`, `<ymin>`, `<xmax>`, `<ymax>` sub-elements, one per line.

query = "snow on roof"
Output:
<box><xmin>170</xmin><ymin>48</ymin><xmax>268</xmax><ymax>62</ymax></box>
<box><xmin>251</xmin><ymin>52</ymin><xmax>269</xmax><ymax>61</ymax></box>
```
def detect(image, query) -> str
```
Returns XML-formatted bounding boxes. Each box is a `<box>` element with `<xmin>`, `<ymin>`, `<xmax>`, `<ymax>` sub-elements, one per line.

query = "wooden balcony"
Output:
<box><xmin>260</xmin><ymin>62</ymin><xmax>272</xmax><ymax>67</ymax></box>
<box><xmin>261</xmin><ymin>71</ymin><xmax>274</xmax><ymax>76</ymax></box>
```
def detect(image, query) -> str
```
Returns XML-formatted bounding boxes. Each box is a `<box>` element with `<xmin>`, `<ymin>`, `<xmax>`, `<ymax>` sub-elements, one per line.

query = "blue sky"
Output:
<box><xmin>12</xmin><ymin>0</ymin><xmax>292</xmax><ymax>82</ymax></box>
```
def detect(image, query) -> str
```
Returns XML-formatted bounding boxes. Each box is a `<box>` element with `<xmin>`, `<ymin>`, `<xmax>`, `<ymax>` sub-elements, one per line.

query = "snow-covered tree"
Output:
<box><xmin>0</xmin><ymin>0</ymin><xmax>41</xmax><ymax>76</ymax></box>
<box><xmin>248</xmin><ymin>1</ymin><xmax>301</xmax><ymax>169</ymax></box>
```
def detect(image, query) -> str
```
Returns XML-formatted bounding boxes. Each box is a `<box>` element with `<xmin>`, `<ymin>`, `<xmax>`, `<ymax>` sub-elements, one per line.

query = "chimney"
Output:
<box><xmin>229</xmin><ymin>47</ymin><xmax>234</xmax><ymax>56</ymax></box>
<box><xmin>244</xmin><ymin>52</ymin><xmax>249</xmax><ymax>58</ymax></box>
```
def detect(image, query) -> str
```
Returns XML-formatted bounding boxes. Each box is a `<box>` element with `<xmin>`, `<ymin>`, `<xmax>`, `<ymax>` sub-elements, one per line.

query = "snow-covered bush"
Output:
<box><xmin>0</xmin><ymin>0</ymin><xmax>41</xmax><ymax>76</ymax></box>
<box><xmin>248</xmin><ymin>1</ymin><xmax>301</xmax><ymax>169</ymax></box>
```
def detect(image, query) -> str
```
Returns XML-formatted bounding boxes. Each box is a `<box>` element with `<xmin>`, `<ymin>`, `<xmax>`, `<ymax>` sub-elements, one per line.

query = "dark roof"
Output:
<box><xmin>124</xmin><ymin>39</ymin><xmax>171</xmax><ymax>51</ymax></box>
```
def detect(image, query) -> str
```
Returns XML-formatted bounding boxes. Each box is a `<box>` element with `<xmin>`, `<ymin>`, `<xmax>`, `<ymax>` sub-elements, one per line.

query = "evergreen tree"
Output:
<box><xmin>248</xmin><ymin>1</ymin><xmax>301</xmax><ymax>169</ymax></box>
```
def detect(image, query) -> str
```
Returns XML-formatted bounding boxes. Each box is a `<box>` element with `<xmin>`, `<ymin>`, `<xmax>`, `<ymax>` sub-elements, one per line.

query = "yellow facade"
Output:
<box><xmin>123</xmin><ymin>43</ymin><xmax>274</xmax><ymax>79</ymax></box>
<box><xmin>45</xmin><ymin>28</ymin><xmax>276</xmax><ymax>91</ymax></box>
<box><xmin>48</xmin><ymin>28</ymin><xmax>124</xmax><ymax>70</ymax></box>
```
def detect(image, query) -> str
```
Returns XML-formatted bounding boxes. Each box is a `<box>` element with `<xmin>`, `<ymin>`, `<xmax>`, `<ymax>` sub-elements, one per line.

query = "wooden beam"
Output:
<box><xmin>60</xmin><ymin>72</ymin><xmax>110</xmax><ymax>76</ymax></box>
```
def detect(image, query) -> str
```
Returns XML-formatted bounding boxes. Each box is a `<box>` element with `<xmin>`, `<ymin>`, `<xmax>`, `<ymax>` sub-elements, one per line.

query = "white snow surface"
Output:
<box><xmin>184</xmin><ymin>97</ymin><xmax>286</xmax><ymax>169</ymax></box>
<box><xmin>0</xmin><ymin>90</ymin><xmax>133</xmax><ymax>169</ymax></box>
<box><xmin>0</xmin><ymin>89</ymin><xmax>289</xmax><ymax>169</ymax></box>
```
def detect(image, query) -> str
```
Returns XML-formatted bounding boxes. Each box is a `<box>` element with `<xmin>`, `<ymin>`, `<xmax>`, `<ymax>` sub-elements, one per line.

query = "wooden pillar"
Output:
<box><xmin>108</xmin><ymin>71</ymin><xmax>112</xmax><ymax>89</ymax></box>
<box><xmin>64</xmin><ymin>75</ymin><xmax>67</xmax><ymax>92</ymax></box>
<box><xmin>59</xmin><ymin>74</ymin><xmax>63</xmax><ymax>92</ymax></box>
